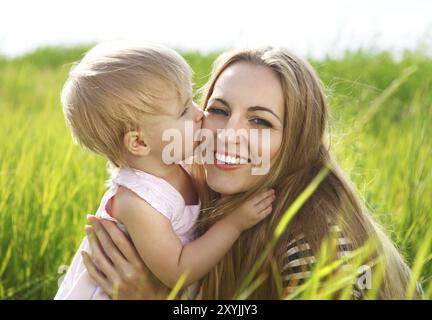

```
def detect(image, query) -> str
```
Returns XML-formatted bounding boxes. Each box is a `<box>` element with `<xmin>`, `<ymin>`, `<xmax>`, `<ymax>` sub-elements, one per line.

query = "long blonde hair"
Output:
<box><xmin>192</xmin><ymin>47</ymin><xmax>416</xmax><ymax>299</ymax></box>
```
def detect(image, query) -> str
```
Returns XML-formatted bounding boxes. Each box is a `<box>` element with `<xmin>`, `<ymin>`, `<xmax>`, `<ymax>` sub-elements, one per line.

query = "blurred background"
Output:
<box><xmin>1</xmin><ymin>0</ymin><xmax>432</xmax><ymax>58</ymax></box>
<box><xmin>0</xmin><ymin>0</ymin><xmax>431</xmax><ymax>299</ymax></box>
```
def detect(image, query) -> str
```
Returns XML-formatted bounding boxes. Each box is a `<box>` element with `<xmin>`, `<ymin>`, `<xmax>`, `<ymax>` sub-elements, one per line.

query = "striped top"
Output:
<box><xmin>281</xmin><ymin>225</ymin><xmax>367</xmax><ymax>299</ymax></box>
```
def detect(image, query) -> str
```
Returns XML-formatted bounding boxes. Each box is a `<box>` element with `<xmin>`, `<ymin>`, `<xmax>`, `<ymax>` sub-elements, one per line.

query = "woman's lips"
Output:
<box><xmin>214</xmin><ymin>162</ymin><xmax>244</xmax><ymax>170</ymax></box>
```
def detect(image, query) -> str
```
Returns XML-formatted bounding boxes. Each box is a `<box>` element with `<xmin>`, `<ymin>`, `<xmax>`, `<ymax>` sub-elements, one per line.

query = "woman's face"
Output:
<box><xmin>202</xmin><ymin>62</ymin><xmax>285</xmax><ymax>195</ymax></box>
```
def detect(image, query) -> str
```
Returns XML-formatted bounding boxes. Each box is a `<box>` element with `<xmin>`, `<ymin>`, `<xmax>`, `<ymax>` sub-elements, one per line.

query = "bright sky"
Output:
<box><xmin>1</xmin><ymin>0</ymin><xmax>431</xmax><ymax>58</ymax></box>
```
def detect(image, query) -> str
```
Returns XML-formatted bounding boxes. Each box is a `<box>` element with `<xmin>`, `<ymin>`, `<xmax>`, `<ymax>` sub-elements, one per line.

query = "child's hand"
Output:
<box><xmin>226</xmin><ymin>188</ymin><xmax>276</xmax><ymax>233</ymax></box>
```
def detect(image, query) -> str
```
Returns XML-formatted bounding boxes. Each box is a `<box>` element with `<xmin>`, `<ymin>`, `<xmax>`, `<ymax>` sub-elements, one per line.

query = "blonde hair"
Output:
<box><xmin>192</xmin><ymin>47</ymin><xmax>419</xmax><ymax>299</ymax></box>
<box><xmin>61</xmin><ymin>42</ymin><xmax>192</xmax><ymax>167</ymax></box>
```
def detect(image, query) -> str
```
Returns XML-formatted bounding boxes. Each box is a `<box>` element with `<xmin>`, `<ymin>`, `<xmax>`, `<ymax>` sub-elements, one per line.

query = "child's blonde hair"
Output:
<box><xmin>61</xmin><ymin>41</ymin><xmax>192</xmax><ymax>167</ymax></box>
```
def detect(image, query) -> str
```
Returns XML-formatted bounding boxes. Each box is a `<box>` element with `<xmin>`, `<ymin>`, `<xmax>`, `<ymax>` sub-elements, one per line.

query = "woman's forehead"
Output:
<box><xmin>211</xmin><ymin>62</ymin><xmax>284</xmax><ymax>114</ymax></box>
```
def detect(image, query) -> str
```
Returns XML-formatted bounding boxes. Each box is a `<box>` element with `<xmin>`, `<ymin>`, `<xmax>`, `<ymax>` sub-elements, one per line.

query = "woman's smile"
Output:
<box><xmin>214</xmin><ymin>151</ymin><xmax>250</xmax><ymax>170</ymax></box>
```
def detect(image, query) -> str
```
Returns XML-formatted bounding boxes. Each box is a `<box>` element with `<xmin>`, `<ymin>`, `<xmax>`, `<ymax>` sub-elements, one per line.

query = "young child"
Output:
<box><xmin>54</xmin><ymin>42</ymin><xmax>275</xmax><ymax>299</ymax></box>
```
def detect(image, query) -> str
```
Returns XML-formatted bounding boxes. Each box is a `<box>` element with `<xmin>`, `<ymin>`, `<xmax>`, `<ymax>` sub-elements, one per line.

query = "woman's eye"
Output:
<box><xmin>207</xmin><ymin>107</ymin><xmax>229</xmax><ymax>116</ymax></box>
<box><xmin>251</xmin><ymin>118</ymin><xmax>272</xmax><ymax>128</ymax></box>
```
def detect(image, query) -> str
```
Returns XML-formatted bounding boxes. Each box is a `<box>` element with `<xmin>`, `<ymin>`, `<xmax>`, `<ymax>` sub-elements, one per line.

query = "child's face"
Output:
<box><xmin>146</xmin><ymin>83</ymin><xmax>203</xmax><ymax>164</ymax></box>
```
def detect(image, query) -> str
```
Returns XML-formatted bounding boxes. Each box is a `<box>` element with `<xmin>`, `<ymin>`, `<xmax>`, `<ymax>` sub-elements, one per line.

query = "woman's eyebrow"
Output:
<box><xmin>210</xmin><ymin>98</ymin><xmax>282</xmax><ymax>123</ymax></box>
<box><xmin>210</xmin><ymin>97</ymin><xmax>231</xmax><ymax>108</ymax></box>
<box><xmin>248</xmin><ymin>106</ymin><xmax>282</xmax><ymax>122</ymax></box>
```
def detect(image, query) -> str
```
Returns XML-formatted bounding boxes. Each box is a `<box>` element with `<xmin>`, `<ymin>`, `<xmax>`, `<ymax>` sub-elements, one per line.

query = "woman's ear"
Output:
<box><xmin>123</xmin><ymin>131</ymin><xmax>151</xmax><ymax>156</ymax></box>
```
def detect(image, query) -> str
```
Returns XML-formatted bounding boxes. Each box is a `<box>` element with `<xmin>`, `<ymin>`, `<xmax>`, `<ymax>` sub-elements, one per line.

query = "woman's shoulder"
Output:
<box><xmin>282</xmin><ymin>226</ymin><xmax>354</xmax><ymax>269</ymax></box>
<box><xmin>280</xmin><ymin>225</ymin><xmax>367</xmax><ymax>299</ymax></box>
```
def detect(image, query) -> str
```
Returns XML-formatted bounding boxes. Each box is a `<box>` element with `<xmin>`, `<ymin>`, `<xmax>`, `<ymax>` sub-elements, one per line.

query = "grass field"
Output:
<box><xmin>0</xmin><ymin>45</ymin><xmax>431</xmax><ymax>299</ymax></box>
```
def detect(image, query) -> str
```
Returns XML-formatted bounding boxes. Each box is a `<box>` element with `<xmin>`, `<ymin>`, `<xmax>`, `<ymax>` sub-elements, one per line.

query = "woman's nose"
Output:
<box><xmin>225</xmin><ymin>115</ymin><xmax>245</xmax><ymax>132</ymax></box>
<box><xmin>218</xmin><ymin>117</ymin><xmax>248</xmax><ymax>144</ymax></box>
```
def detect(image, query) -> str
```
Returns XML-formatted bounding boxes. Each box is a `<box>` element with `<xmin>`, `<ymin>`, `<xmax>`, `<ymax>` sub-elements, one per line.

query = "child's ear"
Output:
<box><xmin>123</xmin><ymin>131</ymin><xmax>151</xmax><ymax>156</ymax></box>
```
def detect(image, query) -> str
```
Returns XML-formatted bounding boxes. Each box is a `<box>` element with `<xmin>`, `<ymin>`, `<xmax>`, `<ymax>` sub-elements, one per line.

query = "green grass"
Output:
<box><xmin>0</xmin><ymin>45</ymin><xmax>431</xmax><ymax>299</ymax></box>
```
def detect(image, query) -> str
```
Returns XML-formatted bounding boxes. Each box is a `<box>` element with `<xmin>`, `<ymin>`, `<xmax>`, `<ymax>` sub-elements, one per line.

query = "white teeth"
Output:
<box><xmin>215</xmin><ymin>153</ymin><xmax>226</xmax><ymax>163</ymax></box>
<box><xmin>215</xmin><ymin>152</ymin><xmax>248</xmax><ymax>165</ymax></box>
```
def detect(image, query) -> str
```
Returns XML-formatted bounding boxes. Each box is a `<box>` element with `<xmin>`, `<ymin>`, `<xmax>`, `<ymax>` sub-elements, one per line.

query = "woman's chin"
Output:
<box><xmin>204</xmin><ymin>164</ymin><xmax>251</xmax><ymax>195</ymax></box>
<box><xmin>208</xmin><ymin>183</ymin><xmax>245</xmax><ymax>195</ymax></box>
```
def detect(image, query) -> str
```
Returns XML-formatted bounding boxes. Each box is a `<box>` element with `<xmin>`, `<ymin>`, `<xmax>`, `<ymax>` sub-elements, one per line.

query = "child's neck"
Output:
<box><xmin>128</xmin><ymin>155</ymin><xmax>181</xmax><ymax>181</ymax></box>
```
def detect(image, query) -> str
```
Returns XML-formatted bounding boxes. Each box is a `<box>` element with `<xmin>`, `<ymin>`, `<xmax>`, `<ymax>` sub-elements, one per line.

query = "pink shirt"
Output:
<box><xmin>54</xmin><ymin>164</ymin><xmax>201</xmax><ymax>299</ymax></box>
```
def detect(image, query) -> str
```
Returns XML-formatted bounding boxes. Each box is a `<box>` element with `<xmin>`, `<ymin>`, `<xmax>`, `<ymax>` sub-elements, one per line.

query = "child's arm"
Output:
<box><xmin>113</xmin><ymin>188</ymin><xmax>275</xmax><ymax>288</ymax></box>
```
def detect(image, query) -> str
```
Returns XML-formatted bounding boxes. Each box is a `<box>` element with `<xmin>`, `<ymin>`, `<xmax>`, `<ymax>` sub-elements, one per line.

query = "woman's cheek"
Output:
<box><xmin>202</xmin><ymin>113</ymin><xmax>226</xmax><ymax>131</ymax></box>
<box><xmin>249</xmin><ymin>131</ymin><xmax>282</xmax><ymax>166</ymax></box>
<box><xmin>201</xmin><ymin>117</ymin><xmax>213</xmax><ymax>132</ymax></box>
<box><xmin>269</xmin><ymin>132</ymin><xmax>282</xmax><ymax>159</ymax></box>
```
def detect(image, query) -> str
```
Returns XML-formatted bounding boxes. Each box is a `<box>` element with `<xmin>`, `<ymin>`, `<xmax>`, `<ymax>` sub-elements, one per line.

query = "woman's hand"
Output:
<box><xmin>82</xmin><ymin>215</ymin><xmax>169</xmax><ymax>299</ymax></box>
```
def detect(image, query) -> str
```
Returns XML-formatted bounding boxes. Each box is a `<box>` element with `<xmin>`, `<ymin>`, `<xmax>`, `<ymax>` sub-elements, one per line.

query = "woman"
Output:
<box><xmin>82</xmin><ymin>47</ymin><xmax>419</xmax><ymax>299</ymax></box>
